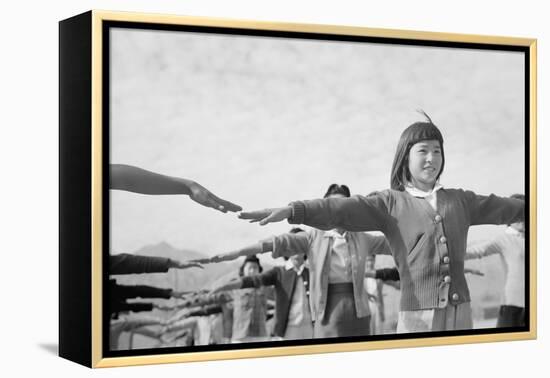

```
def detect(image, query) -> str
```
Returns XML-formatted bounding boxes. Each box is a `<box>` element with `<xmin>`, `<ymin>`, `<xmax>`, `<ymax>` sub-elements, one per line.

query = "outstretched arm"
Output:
<box><xmin>210</xmin><ymin>278</ymin><xmax>244</xmax><ymax>294</ymax></box>
<box><xmin>239</xmin><ymin>192</ymin><xmax>389</xmax><ymax>232</ymax></box>
<box><xmin>238</xmin><ymin>206</ymin><xmax>294</xmax><ymax>226</ymax></box>
<box><xmin>369</xmin><ymin>234</ymin><xmax>393</xmax><ymax>256</ymax></box>
<box><xmin>212</xmin><ymin>268</ymin><xmax>279</xmax><ymax>293</ymax></box>
<box><xmin>192</xmin><ymin>231</ymin><xmax>309</xmax><ymax>265</ymax></box>
<box><xmin>165</xmin><ymin>317</ymin><xmax>198</xmax><ymax>333</ymax></box>
<box><xmin>131</xmin><ymin>326</ymin><xmax>165</xmax><ymax>340</ymax></box>
<box><xmin>116</xmin><ymin>314</ymin><xmax>166</xmax><ymax>332</ymax></box>
<box><xmin>190</xmin><ymin>242</ymin><xmax>270</xmax><ymax>264</ymax></box>
<box><xmin>466</xmin><ymin>191</ymin><xmax>524</xmax><ymax>226</ymax></box>
<box><xmin>110</xmin><ymin>253</ymin><xmax>202</xmax><ymax>274</ymax></box>
<box><xmin>178</xmin><ymin>292</ymin><xmax>233</xmax><ymax>309</ymax></box>
<box><xmin>465</xmin><ymin>239</ymin><xmax>503</xmax><ymax>260</ymax></box>
<box><xmin>110</xmin><ymin>164</ymin><xmax>242</xmax><ymax>213</ymax></box>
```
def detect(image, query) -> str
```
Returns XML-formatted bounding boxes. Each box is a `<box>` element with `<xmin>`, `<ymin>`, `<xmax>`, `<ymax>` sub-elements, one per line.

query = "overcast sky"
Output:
<box><xmin>109</xmin><ymin>27</ymin><xmax>525</xmax><ymax>260</ymax></box>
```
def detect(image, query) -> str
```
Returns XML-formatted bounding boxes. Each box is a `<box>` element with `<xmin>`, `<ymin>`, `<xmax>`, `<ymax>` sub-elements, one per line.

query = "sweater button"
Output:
<box><xmin>434</xmin><ymin>215</ymin><xmax>442</xmax><ymax>223</ymax></box>
<box><xmin>452</xmin><ymin>293</ymin><xmax>459</xmax><ymax>301</ymax></box>
<box><xmin>444</xmin><ymin>275</ymin><xmax>451</xmax><ymax>283</ymax></box>
<box><xmin>443</xmin><ymin>256</ymin><xmax>450</xmax><ymax>264</ymax></box>
<box><xmin>440</xmin><ymin>236</ymin><xmax>447</xmax><ymax>244</ymax></box>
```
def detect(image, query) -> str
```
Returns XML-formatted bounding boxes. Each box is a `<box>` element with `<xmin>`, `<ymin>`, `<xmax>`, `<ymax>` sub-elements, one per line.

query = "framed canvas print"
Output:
<box><xmin>59</xmin><ymin>10</ymin><xmax>537</xmax><ymax>368</ymax></box>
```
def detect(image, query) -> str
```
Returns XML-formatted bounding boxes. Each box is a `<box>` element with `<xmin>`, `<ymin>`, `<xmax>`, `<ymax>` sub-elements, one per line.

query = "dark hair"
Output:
<box><xmin>284</xmin><ymin>228</ymin><xmax>308</xmax><ymax>261</ymax></box>
<box><xmin>238</xmin><ymin>255</ymin><xmax>263</xmax><ymax>277</ymax></box>
<box><xmin>390</xmin><ymin>111</ymin><xmax>445</xmax><ymax>191</ymax></box>
<box><xmin>324</xmin><ymin>183</ymin><xmax>351</xmax><ymax>198</ymax></box>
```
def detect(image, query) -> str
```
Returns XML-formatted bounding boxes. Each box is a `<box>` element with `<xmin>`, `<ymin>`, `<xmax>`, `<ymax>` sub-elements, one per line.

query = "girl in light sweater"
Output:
<box><xmin>238</xmin><ymin>113</ymin><xmax>524</xmax><ymax>333</ymax></box>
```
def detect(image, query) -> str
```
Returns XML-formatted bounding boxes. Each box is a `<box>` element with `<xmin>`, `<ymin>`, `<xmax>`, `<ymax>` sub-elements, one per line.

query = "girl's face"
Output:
<box><xmin>407</xmin><ymin>139</ymin><xmax>442</xmax><ymax>191</ymax></box>
<box><xmin>242</xmin><ymin>262</ymin><xmax>260</xmax><ymax>277</ymax></box>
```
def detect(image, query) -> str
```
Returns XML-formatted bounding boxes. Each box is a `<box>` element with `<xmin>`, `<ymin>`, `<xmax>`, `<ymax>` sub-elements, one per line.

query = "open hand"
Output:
<box><xmin>188</xmin><ymin>181</ymin><xmax>242</xmax><ymax>213</ymax></box>
<box><xmin>174</xmin><ymin>261</ymin><xmax>204</xmax><ymax>270</ymax></box>
<box><xmin>238</xmin><ymin>206</ymin><xmax>292</xmax><ymax>226</ymax></box>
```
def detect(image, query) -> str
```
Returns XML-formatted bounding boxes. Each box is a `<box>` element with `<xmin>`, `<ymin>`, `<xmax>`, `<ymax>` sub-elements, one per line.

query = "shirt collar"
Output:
<box><xmin>405</xmin><ymin>182</ymin><xmax>443</xmax><ymax>198</ymax></box>
<box><xmin>324</xmin><ymin>230</ymin><xmax>347</xmax><ymax>239</ymax></box>
<box><xmin>285</xmin><ymin>259</ymin><xmax>305</xmax><ymax>275</ymax></box>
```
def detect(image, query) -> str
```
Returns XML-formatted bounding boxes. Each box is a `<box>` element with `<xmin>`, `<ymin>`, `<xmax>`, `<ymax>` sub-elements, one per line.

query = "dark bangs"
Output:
<box><xmin>390</xmin><ymin>118</ymin><xmax>445</xmax><ymax>191</ymax></box>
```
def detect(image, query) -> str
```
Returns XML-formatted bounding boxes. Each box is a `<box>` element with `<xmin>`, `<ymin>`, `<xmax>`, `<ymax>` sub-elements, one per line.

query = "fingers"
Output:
<box><xmin>188</xmin><ymin>258</ymin><xmax>210</xmax><ymax>265</ymax></box>
<box><xmin>202</xmin><ymin>191</ymin><xmax>242</xmax><ymax>213</ymax></box>
<box><xmin>238</xmin><ymin>210</ymin><xmax>269</xmax><ymax>220</ymax></box>
<box><xmin>259</xmin><ymin>213</ymin><xmax>278</xmax><ymax>226</ymax></box>
<box><xmin>198</xmin><ymin>186</ymin><xmax>242</xmax><ymax>213</ymax></box>
<box><xmin>239</xmin><ymin>208</ymin><xmax>288</xmax><ymax>225</ymax></box>
<box><xmin>182</xmin><ymin>262</ymin><xmax>204</xmax><ymax>269</ymax></box>
<box><xmin>239</xmin><ymin>210</ymin><xmax>272</xmax><ymax>225</ymax></box>
<box><xmin>213</xmin><ymin>196</ymin><xmax>242</xmax><ymax>212</ymax></box>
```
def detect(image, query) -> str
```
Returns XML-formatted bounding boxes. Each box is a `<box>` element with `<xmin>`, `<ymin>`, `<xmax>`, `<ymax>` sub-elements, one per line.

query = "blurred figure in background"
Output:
<box><xmin>465</xmin><ymin>194</ymin><xmax>526</xmax><ymax>328</ymax></box>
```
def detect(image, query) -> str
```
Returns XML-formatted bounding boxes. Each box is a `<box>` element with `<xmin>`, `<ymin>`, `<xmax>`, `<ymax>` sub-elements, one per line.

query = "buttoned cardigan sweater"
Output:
<box><xmin>288</xmin><ymin>189</ymin><xmax>524</xmax><ymax>311</ymax></box>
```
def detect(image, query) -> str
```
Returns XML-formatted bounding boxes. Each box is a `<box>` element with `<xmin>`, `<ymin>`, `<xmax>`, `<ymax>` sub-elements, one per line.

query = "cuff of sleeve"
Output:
<box><xmin>268</xmin><ymin>236</ymin><xmax>281</xmax><ymax>259</ymax></box>
<box><xmin>165</xmin><ymin>258</ymin><xmax>175</xmax><ymax>271</ymax></box>
<box><xmin>261</xmin><ymin>239</ymin><xmax>273</xmax><ymax>253</ymax></box>
<box><xmin>288</xmin><ymin>201</ymin><xmax>305</xmax><ymax>224</ymax></box>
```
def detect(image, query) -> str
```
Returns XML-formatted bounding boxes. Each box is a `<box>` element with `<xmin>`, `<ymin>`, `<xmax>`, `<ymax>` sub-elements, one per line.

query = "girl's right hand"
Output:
<box><xmin>238</xmin><ymin>206</ymin><xmax>292</xmax><ymax>226</ymax></box>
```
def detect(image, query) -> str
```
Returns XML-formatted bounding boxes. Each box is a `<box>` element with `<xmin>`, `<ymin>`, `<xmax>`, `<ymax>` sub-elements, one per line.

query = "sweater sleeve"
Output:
<box><xmin>465</xmin><ymin>239</ymin><xmax>503</xmax><ymax>260</ymax></box>
<box><xmin>289</xmin><ymin>191</ymin><xmax>390</xmax><ymax>232</ymax></box>
<box><xmin>464</xmin><ymin>191</ymin><xmax>524</xmax><ymax>226</ymax></box>
<box><xmin>270</xmin><ymin>232</ymin><xmax>310</xmax><ymax>259</ymax></box>
<box><xmin>241</xmin><ymin>268</ymin><xmax>279</xmax><ymax>289</ymax></box>
<box><xmin>114</xmin><ymin>284</ymin><xmax>173</xmax><ymax>299</ymax></box>
<box><xmin>370</xmin><ymin>234</ymin><xmax>392</xmax><ymax>255</ymax></box>
<box><xmin>116</xmin><ymin>302</ymin><xmax>154</xmax><ymax>313</ymax></box>
<box><xmin>109</xmin><ymin>253</ymin><xmax>172</xmax><ymax>274</ymax></box>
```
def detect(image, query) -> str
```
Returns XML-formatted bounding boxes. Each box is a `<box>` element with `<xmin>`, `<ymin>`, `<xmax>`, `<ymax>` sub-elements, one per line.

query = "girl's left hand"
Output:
<box><xmin>238</xmin><ymin>206</ymin><xmax>292</xmax><ymax>226</ymax></box>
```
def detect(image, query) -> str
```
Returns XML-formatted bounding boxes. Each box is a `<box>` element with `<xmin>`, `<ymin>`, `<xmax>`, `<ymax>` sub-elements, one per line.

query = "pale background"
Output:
<box><xmin>1</xmin><ymin>0</ymin><xmax>547</xmax><ymax>377</ymax></box>
<box><xmin>110</xmin><ymin>27</ymin><xmax>524</xmax><ymax>261</ymax></box>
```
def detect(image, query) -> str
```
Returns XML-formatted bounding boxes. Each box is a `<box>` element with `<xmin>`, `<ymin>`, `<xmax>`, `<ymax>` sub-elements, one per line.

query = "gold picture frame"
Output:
<box><xmin>59</xmin><ymin>10</ymin><xmax>537</xmax><ymax>368</ymax></box>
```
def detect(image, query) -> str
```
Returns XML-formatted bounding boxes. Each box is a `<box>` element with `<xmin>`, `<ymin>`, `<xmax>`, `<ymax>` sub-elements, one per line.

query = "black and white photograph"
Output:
<box><xmin>105</xmin><ymin>21</ymin><xmax>529</xmax><ymax>356</ymax></box>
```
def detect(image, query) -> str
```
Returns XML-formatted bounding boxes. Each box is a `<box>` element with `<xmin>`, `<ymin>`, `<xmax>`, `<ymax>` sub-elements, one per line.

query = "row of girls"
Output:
<box><xmin>108</xmin><ymin>112</ymin><xmax>525</xmax><ymax>348</ymax></box>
